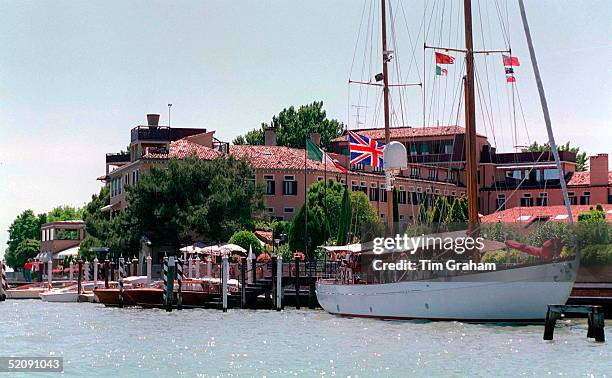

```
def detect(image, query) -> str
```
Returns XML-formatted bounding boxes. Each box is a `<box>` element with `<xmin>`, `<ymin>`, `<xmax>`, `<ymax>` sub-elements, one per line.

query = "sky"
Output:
<box><xmin>0</xmin><ymin>0</ymin><xmax>610</xmax><ymax>258</ymax></box>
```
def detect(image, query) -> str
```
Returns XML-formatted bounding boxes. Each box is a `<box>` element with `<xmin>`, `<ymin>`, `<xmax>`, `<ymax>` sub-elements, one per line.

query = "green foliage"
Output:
<box><xmin>336</xmin><ymin>187</ymin><xmax>351</xmax><ymax>245</ymax></box>
<box><xmin>580</xmin><ymin>244</ymin><xmax>612</xmax><ymax>266</ymax></box>
<box><xmin>126</xmin><ymin>156</ymin><xmax>264</xmax><ymax>249</ymax></box>
<box><xmin>482</xmin><ymin>222</ymin><xmax>519</xmax><ymax>243</ymax></box>
<box><xmin>526</xmin><ymin>221</ymin><xmax>569</xmax><ymax>247</ymax></box>
<box><xmin>233</xmin><ymin>102</ymin><xmax>343</xmax><ymax>150</ymax></box>
<box><xmin>577</xmin><ymin>205</ymin><xmax>606</xmax><ymax>222</ymax></box>
<box><xmin>271</xmin><ymin>220</ymin><xmax>291</xmax><ymax>241</ymax></box>
<box><xmin>481</xmin><ymin>249</ymin><xmax>535</xmax><ymax>265</ymax></box>
<box><xmin>6</xmin><ymin>238</ymin><xmax>40</xmax><ymax>269</ymax></box>
<box><xmin>350</xmin><ymin>190</ymin><xmax>384</xmax><ymax>241</ymax></box>
<box><xmin>429</xmin><ymin>195</ymin><xmax>450</xmax><ymax>224</ymax></box>
<box><xmin>78</xmin><ymin>235</ymin><xmax>104</xmax><ymax>262</ymax></box>
<box><xmin>288</xmin><ymin>180</ymin><xmax>381</xmax><ymax>257</ymax></box>
<box><xmin>232</xmin><ymin>128</ymin><xmax>264</xmax><ymax>145</ymax></box>
<box><xmin>228</xmin><ymin>230</ymin><xmax>263</xmax><ymax>256</ymax></box>
<box><xmin>446</xmin><ymin>196</ymin><xmax>468</xmax><ymax>223</ymax></box>
<box><xmin>46</xmin><ymin>206</ymin><xmax>83</xmax><ymax>222</ymax></box>
<box><xmin>523</xmin><ymin>141</ymin><xmax>587</xmax><ymax>171</ymax></box>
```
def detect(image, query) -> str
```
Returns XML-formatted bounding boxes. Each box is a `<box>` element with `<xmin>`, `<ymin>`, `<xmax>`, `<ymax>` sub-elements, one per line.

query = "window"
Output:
<box><xmin>360</xmin><ymin>182</ymin><xmax>367</xmax><ymax>194</ymax></box>
<box><xmin>351</xmin><ymin>181</ymin><xmax>359</xmax><ymax>192</ymax></box>
<box><xmin>264</xmin><ymin>175</ymin><xmax>275</xmax><ymax>195</ymax></box>
<box><xmin>429</xmin><ymin>169</ymin><xmax>438</xmax><ymax>180</ymax></box>
<box><xmin>568</xmin><ymin>192</ymin><xmax>578</xmax><ymax>205</ymax></box>
<box><xmin>509</xmin><ymin>170</ymin><xmax>521</xmax><ymax>180</ymax></box>
<box><xmin>399</xmin><ymin>214</ymin><xmax>405</xmax><ymax>220</ymax></box>
<box><xmin>317</xmin><ymin>176</ymin><xmax>324</xmax><ymax>181</ymax></box>
<box><xmin>410</xmin><ymin>167</ymin><xmax>420</xmax><ymax>178</ymax></box>
<box><xmin>369</xmin><ymin>186</ymin><xmax>379</xmax><ymax>201</ymax></box>
<box><xmin>283</xmin><ymin>175</ymin><xmax>298</xmax><ymax>195</ymax></box>
<box><xmin>496</xmin><ymin>194</ymin><xmax>506</xmax><ymax>211</ymax></box>
<box><xmin>449</xmin><ymin>170</ymin><xmax>457</xmax><ymax>182</ymax></box>
<box><xmin>420</xmin><ymin>143</ymin><xmax>430</xmax><ymax>155</ymax></box>
<box><xmin>247</xmin><ymin>174</ymin><xmax>256</xmax><ymax>187</ymax></box>
<box><xmin>543</xmin><ymin>169</ymin><xmax>560</xmax><ymax>180</ymax></box>
<box><xmin>351</xmin><ymin>164</ymin><xmax>365</xmax><ymax>171</ymax></box>
<box><xmin>266</xmin><ymin>207</ymin><xmax>274</xmax><ymax>213</ymax></box>
<box><xmin>399</xmin><ymin>190</ymin><xmax>408</xmax><ymax>204</ymax></box>
<box><xmin>537</xmin><ymin>193</ymin><xmax>548</xmax><ymax>206</ymax></box>
<box><xmin>124</xmin><ymin>174</ymin><xmax>129</xmax><ymax>186</ymax></box>
<box><xmin>283</xmin><ymin>207</ymin><xmax>294</xmax><ymax>213</ymax></box>
<box><xmin>520</xmin><ymin>193</ymin><xmax>533</xmax><ymax>207</ymax></box>
<box><xmin>379</xmin><ymin>187</ymin><xmax>388</xmax><ymax>202</ymax></box>
<box><xmin>409</xmin><ymin>144</ymin><xmax>417</xmax><ymax>156</ymax></box>
<box><xmin>132</xmin><ymin>171</ymin><xmax>136</xmax><ymax>184</ymax></box>
<box><xmin>580</xmin><ymin>191</ymin><xmax>590</xmax><ymax>205</ymax></box>
<box><xmin>372</xmin><ymin>166</ymin><xmax>383</xmax><ymax>173</ymax></box>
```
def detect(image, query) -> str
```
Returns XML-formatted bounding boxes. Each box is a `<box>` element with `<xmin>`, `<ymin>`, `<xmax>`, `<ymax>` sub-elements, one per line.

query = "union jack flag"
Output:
<box><xmin>348</xmin><ymin>131</ymin><xmax>385</xmax><ymax>167</ymax></box>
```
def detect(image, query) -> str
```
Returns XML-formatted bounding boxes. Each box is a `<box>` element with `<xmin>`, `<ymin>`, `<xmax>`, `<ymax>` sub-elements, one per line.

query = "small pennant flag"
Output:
<box><xmin>435</xmin><ymin>52</ymin><xmax>455</xmax><ymax>64</ymax></box>
<box><xmin>435</xmin><ymin>65</ymin><xmax>448</xmax><ymax>76</ymax></box>
<box><xmin>506</xmin><ymin>75</ymin><xmax>516</xmax><ymax>83</ymax></box>
<box><xmin>505</xmin><ymin>67</ymin><xmax>514</xmax><ymax>75</ymax></box>
<box><xmin>502</xmin><ymin>55</ymin><xmax>520</xmax><ymax>67</ymax></box>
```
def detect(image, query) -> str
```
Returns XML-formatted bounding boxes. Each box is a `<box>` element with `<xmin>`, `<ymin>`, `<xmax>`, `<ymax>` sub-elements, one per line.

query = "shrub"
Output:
<box><xmin>580</xmin><ymin>244</ymin><xmax>612</xmax><ymax>266</ymax></box>
<box><xmin>228</xmin><ymin>230</ymin><xmax>263</xmax><ymax>256</ymax></box>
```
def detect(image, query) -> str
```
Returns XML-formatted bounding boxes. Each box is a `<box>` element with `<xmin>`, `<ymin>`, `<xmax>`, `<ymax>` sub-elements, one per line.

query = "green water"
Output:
<box><xmin>0</xmin><ymin>300</ymin><xmax>609</xmax><ymax>377</ymax></box>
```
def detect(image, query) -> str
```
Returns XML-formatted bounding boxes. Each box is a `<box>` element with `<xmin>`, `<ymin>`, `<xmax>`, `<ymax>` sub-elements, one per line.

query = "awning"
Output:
<box><xmin>100</xmin><ymin>202</ymin><xmax>121</xmax><ymax>213</ymax></box>
<box><xmin>53</xmin><ymin>246</ymin><xmax>80</xmax><ymax>259</ymax></box>
<box><xmin>321</xmin><ymin>244</ymin><xmax>362</xmax><ymax>253</ymax></box>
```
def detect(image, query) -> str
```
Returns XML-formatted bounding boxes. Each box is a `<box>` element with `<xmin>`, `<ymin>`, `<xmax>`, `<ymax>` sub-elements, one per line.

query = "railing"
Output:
<box><xmin>131</xmin><ymin>126</ymin><xmax>171</xmax><ymax>142</ymax></box>
<box><xmin>105</xmin><ymin>152</ymin><xmax>130</xmax><ymax>164</ymax></box>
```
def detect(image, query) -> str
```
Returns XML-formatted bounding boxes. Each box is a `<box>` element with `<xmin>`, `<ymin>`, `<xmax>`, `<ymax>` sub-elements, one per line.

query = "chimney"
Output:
<box><xmin>309</xmin><ymin>132</ymin><xmax>321</xmax><ymax>146</ymax></box>
<box><xmin>147</xmin><ymin>114</ymin><xmax>160</xmax><ymax>128</ymax></box>
<box><xmin>264</xmin><ymin>126</ymin><xmax>277</xmax><ymax>146</ymax></box>
<box><xmin>589</xmin><ymin>153</ymin><xmax>609</xmax><ymax>185</ymax></box>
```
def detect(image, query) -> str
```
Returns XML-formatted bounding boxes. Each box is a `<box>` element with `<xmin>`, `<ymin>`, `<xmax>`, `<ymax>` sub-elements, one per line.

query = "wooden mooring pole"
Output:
<box><xmin>104</xmin><ymin>259</ymin><xmax>110</xmax><ymax>288</ymax></box>
<box><xmin>77</xmin><ymin>259</ymin><xmax>83</xmax><ymax>301</ymax></box>
<box><xmin>240</xmin><ymin>258</ymin><xmax>246</xmax><ymax>309</ymax></box>
<box><xmin>294</xmin><ymin>257</ymin><xmax>300</xmax><ymax>310</ymax></box>
<box><xmin>118</xmin><ymin>257</ymin><xmax>125</xmax><ymax>308</ymax></box>
<box><xmin>271</xmin><ymin>256</ymin><xmax>277</xmax><ymax>309</ymax></box>
<box><xmin>276</xmin><ymin>256</ymin><xmax>283</xmax><ymax>311</ymax></box>
<box><xmin>222</xmin><ymin>254</ymin><xmax>229</xmax><ymax>312</ymax></box>
<box><xmin>544</xmin><ymin>305</ymin><xmax>605</xmax><ymax>342</ymax></box>
<box><xmin>176</xmin><ymin>257</ymin><xmax>183</xmax><ymax>310</ymax></box>
<box><xmin>163</xmin><ymin>256</ymin><xmax>175</xmax><ymax>312</ymax></box>
<box><xmin>0</xmin><ymin>259</ymin><xmax>7</xmax><ymax>301</ymax></box>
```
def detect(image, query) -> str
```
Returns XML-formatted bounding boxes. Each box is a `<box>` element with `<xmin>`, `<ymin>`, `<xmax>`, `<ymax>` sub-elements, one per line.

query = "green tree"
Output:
<box><xmin>78</xmin><ymin>235</ymin><xmax>104</xmax><ymax>262</ymax></box>
<box><xmin>336</xmin><ymin>187</ymin><xmax>352</xmax><ymax>245</ymax></box>
<box><xmin>523</xmin><ymin>141</ymin><xmax>587</xmax><ymax>171</ymax></box>
<box><xmin>46</xmin><ymin>206</ymin><xmax>83</xmax><ymax>222</ymax></box>
<box><xmin>429</xmin><ymin>196</ymin><xmax>451</xmax><ymax>224</ymax></box>
<box><xmin>126</xmin><ymin>156</ymin><xmax>264</xmax><ymax>249</ymax></box>
<box><xmin>233</xmin><ymin>102</ymin><xmax>343</xmax><ymax>149</ymax></box>
<box><xmin>446</xmin><ymin>196</ymin><xmax>468</xmax><ymax>223</ymax></box>
<box><xmin>6</xmin><ymin>238</ymin><xmax>40</xmax><ymax>269</ymax></box>
<box><xmin>5</xmin><ymin>210</ymin><xmax>43</xmax><ymax>268</ymax></box>
<box><xmin>228</xmin><ymin>230</ymin><xmax>263</xmax><ymax>256</ymax></box>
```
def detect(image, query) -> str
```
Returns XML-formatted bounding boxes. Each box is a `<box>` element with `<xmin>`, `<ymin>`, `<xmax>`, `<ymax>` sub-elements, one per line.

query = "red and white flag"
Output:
<box><xmin>502</xmin><ymin>55</ymin><xmax>520</xmax><ymax>67</ymax></box>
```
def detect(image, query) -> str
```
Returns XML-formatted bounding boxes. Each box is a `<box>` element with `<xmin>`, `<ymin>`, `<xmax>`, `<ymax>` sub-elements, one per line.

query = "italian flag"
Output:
<box><xmin>436</xmin><ymin>65</ymin><xmax>448</xmax><ymax>76</ymax></box>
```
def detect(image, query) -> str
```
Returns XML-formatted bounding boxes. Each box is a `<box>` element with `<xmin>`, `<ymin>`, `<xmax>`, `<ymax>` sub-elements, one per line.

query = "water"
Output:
<box><xmin>0</xmin><ymin>300</ymin><xmax>609</xmax><ymax>377</ymax></box>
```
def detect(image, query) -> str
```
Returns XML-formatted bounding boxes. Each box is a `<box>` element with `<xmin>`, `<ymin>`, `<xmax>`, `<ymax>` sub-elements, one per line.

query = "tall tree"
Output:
<box><xmin>336</xmin><ymin>187</ymin><xmax>352</xmax><ymax>245</ymax></box>
<box><xmin>233</xmin><ymin>101</ymin><xmax>343</xmax><ymax>149</ymax></box>
<box><xmin>523</xmin><ymin>141</ymin><xmax>587</xmax><ymax>171</ymax></box>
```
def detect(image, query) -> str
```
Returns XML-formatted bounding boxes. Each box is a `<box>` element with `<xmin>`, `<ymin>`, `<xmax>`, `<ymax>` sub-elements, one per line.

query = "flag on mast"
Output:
<box><xmin>502</xmin><ymin>55</ymin><xmax>520</xmax><ymax>67</ymax></box>
<box><xmin>435</xmin><ymin>52</ymin><xmax>455</xmax><ymax>64</ymax></box>
<box><xmin>435</xmin><ymin>65</ymin><xmax>448</xmax><ymax>76</ymax></box>
<box><xmin>348</xmin><ymin>131</ymin><xmax>385</xmax><ymax>168</ymax></box>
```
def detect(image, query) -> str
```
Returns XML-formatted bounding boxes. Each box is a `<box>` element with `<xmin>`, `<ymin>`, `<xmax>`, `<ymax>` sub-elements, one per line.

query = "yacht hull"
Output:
<box><xmin>316</xmin><ymin>260</ymin><xmax>576</xmax><ymax>321</ymax></box>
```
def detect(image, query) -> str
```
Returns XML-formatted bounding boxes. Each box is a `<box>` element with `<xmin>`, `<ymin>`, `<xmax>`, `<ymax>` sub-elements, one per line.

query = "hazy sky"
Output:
<box><xmin>1</xmin><ymin>0</ymin><xmax>610</xmax><ymax>257</ymax></box>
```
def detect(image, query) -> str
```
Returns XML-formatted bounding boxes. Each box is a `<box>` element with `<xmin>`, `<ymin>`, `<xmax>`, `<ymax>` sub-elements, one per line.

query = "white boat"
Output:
<box><xmin>40</xmin><ymin>282</ymin><xmax>99</xmax><ymax>302</ymax></box>
<box><xmin>6</xmin><ymin>286</ymin><xmax>47</xmax><ymax>299</ymax></box>
<box><xmin>316</xmin><ymin>0</ymin><xmax>579</xmax><ymax>322</ymax></box>
<box><xmin>317</xmin><ymin>258</ymin><xmax>577</xmax><ymax>321</ymax></box>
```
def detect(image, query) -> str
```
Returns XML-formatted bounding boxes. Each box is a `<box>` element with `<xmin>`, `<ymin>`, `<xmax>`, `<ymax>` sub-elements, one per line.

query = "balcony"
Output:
<box><xmin>105</xmin><ymin>152</ymin><xmax>130</xmax><ymax>164</ymax></box>
<box><xmin>130</xmin><ymin>126</ymin><xmax>206</xmax><ymax>143</ymax></box>
<box><xmin>480</xmin><ymin>150</ymin><xmax>576</xmax><ymax>164</ymax></box>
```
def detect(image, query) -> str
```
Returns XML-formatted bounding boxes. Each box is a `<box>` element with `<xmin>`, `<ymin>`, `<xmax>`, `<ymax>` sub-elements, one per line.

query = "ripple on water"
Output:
<box><xmin>0</xmin><ymin>300</ymin><xmax>609</xmax><ymax>377</ymax></box>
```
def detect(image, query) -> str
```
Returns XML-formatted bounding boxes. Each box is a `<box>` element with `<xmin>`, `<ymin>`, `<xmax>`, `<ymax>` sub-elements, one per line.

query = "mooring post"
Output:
<box><xmin>308</xmin><ymin>262</ymin><xmax>316</xmax><ymax>309</ymax></box>
<box><xmin>84</xmin><ymin>261</ymin><xmax>90</xmax><ymax>281</ymax></box>
<box><xmin>132</xmin><ymin>258</ymin><xmax>138</xmax><ymax>277</ymax></box>
<box><xmin>47</xmin><ymin>260</ymin><xmax>53</xmax><ymax>288</ymax></box>
<box><xmin>76</xmin><ymin>259</ymin><xmax>83</xmax><ymax>302</ymax></box>
<box><xmin>271</xmin><ymin>256</ymin><xmax>277</xmax><ymax>309</ymax></box>
<box><xmin>207</xmin><ymin>258</ymin><xmax>212</xmax><ymax>278</ymax></box>
<box><xmin>110</xmin><ymin>261</ymin><xmax>116</xmax><ymax>282</ymax></box>
<box><xmin>0</xmin><ymin>259</ymin><xmax>7</xmax><ymax>301</ymax></box>
<box><xmin>276</xmin><ymin>256</ymin><xmax>283</xmax><ymax>311</ymax></box>
<box><xmin>118</xmin><ymin>257</ymin><xmax>125</xmax><ymax>308</ymax></box>
<box><xmin>93</xmin><ymin>258</ymin><xmax>99</xmax><ymax>286</ymax></box>
<box><xmin>38</xmin><ymin>261</ymin><xmax>43</xmax><ymax>282</ymax></box>
<box><xmin>164</xmin><ymin>256</ymin><xmax>175</xmax><ymax>312</ymax></box>
<box><xmin>125</xmin><ymin>259</ymin><xmax>131</xmax><ymax>278</ymax></box>
<box><xmin>176</xmin><ymin>257</ymin><xmax>183</xmax><ymax>310</ymax></box>
<box><xmin>104</xmin><ymin>259</ymin><xmax>109</xmax><ymax>288</ymax></box>
<box><xmin>590</xmin><ymin>307</ymin><xmax>605</xmax><ymax>343</ymax></box>
<box><xmin>188</xmin><ymin>257</ymin><xmax>194</xmax><ymax>280</ymax></box>
<box><xmin>247</xmin><ymin>249</ymin><xmax>254</xmax><ymax>284</ymax></box>
<box><xmin>69</xmin><ymin>261</ymin><xmax>74</xmax><ymax>282</ymax></box>
<box><xmin>240</xmin><ymin>258</ymin><xmax>247</xmax><ymax>308</ymax></box>
<box><xmin>294</xmin><ymin>256</ymin><xmax>300</xmax><ymax>309</ymax></box>
<box><xmin>146</xmin><ymin>256</ymin><xmax>152</xmax><ymax>285</ymax></box>
<box><xmin>222</xmin><ymin>254</ymin><xmax>229</xmax><ymax>312</ymax></box>
<box><xmin>194</xmin><ymin>256</ymin><xmax>201</xmax><ymax>279</ymax></box>
<box><xmin>251</xmin><ymin>257</ymin><xmax>257</xmax><ymax>285</ymax></box>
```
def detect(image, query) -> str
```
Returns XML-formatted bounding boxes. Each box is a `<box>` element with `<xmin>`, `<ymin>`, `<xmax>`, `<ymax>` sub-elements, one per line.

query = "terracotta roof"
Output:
<box><xmin>254</xmin><ymin>230</ymin><xmax>273</xmax><ymax>244</ymax></box>
<box><xmin>481</xmin><ymin>205</ymin><xmax>612</xmax><ymax>224</ymax></box>
<box><xmin>567</xmin><ymin>171</ymin><xmax>612</xmax><ymax>186</ymax></box>
<box><xmin>143</xmin><ymin>139</ymin><xmax>222</xmax><ymax>160</ymax></box>
<box><xmin>229</xmin><ymin>145</ymin><xmax>341</xmax><ymax>172</ymax></box>
<box><xmin>332</xmin><ymin>125</ymin><xmax>486</xmax><ymax>142</ymax></box>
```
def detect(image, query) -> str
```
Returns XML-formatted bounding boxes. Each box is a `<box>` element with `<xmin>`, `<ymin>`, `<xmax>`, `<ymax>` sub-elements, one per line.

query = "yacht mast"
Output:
<box><xmin>462</xmin><ymin>0</ymin><xmax>479</xmax><ymax>225</ymax></box>
<box><xmin>381</xmin><ymin>0</ymin><xmax>394</xmax><ymax>234</ymax></box>
<box><xmin>518</xmin><ymin>0</ymin><xmax>574</xmax><ymax>224</ymax></box>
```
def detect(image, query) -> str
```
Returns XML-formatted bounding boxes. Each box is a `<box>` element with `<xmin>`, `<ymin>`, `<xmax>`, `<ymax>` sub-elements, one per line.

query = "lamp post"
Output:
<box><xmin>168</xmin><ymin>104</ymin><xmax>172</xmax><ymax>127</ymax></box>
